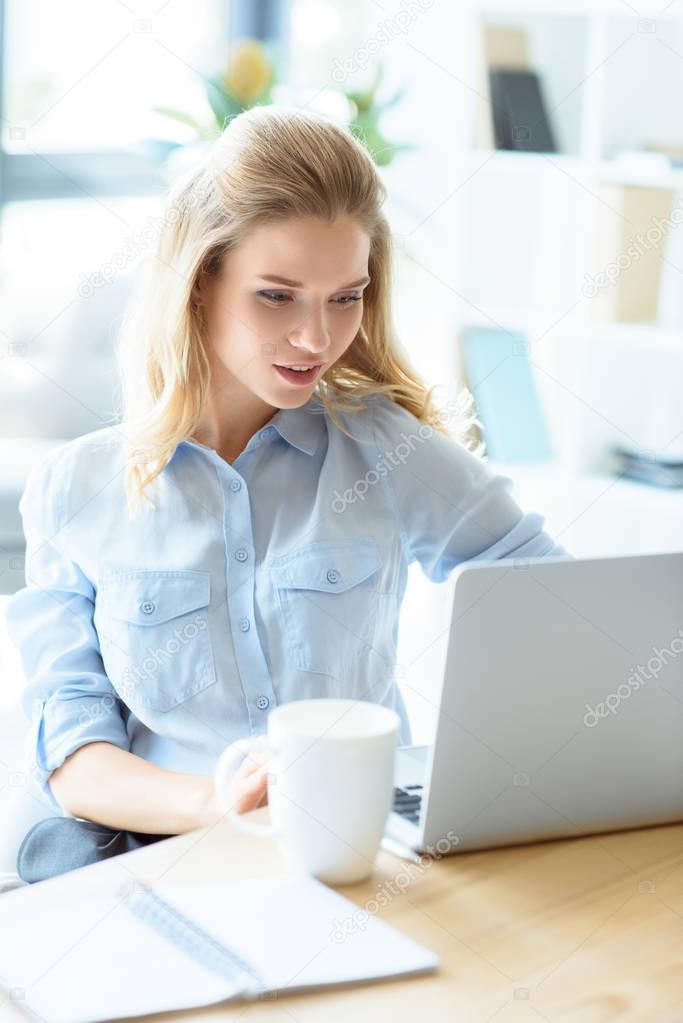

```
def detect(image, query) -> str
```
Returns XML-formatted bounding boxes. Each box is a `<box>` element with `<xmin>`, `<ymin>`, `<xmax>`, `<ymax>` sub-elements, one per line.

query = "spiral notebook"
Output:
<box><xmin>0</xmin><ymin>862</ymin><xmax>439</xmax><ymax>1023</ymax></box>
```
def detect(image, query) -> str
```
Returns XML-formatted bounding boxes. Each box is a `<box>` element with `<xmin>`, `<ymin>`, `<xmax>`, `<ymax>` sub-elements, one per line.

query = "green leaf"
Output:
<box><xmin>152</xmin><ymin>105</ymin><xmax>205</xmax><ymax>137</ymax></box>
<box><xmin>381</xmin><ymin>86</ymin><xmax>406</xmax><ymax>110</ymax></box>
<box><xmin>205</xmin><ymin>74</ymin><xmax>243</xmax><ymax>130</ymax></box>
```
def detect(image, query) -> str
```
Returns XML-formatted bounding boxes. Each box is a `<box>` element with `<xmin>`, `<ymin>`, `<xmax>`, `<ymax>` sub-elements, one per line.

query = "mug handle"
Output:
<box><xmin>213</xmin><ymin>736</ymin><xmax>278</xmax><ymax>838</ymax></box>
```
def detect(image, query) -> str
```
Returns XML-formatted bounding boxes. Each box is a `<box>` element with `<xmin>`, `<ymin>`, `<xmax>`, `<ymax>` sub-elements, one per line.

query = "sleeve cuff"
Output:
<box><xmin>27</xmin><ymin>695</ymin><xmax>131</xmax><ymax>806</ymax></box>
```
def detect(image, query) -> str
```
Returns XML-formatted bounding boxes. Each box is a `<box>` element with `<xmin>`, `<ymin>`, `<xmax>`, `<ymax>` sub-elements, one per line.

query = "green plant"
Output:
<box><xmin>153</xmin><ymin>42</ymin><xmax>412</xmax><ymax>169</ymax></box>
<box><xmin>153</xmin><ymin>39</ymin><xmax>275</xmax><ymax>141</ymax></box>
<box><xmin>344</xmin><ymin>63</ymin><xmax>415</xmax><ymax>167</ymax></box>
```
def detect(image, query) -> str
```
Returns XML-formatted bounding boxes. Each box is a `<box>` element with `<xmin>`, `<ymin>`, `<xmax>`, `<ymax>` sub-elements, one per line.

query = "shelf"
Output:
<box><xmin>578</xmin><ymin>322</ymin><xmax>683</xmax><ymax>349</ymax></box>
<box><xmin>457</xmin><ymin>307</ymin><xmax>578</xmax><ymax>337</ymax></box>
<box><xmin>458</xmin><ymin>312</ymin><xmax>683</xmax><ymax>349</ymax></box>
<box><xmin>597</xmin><ymin>161</ymin><xmax>683</xmax><ymax>192</ymax></box>
<box><xmin>486</xmin><ymin>461</ymin><xmax>683</xmax><ymax>557</ymax></box>
<box><xmin>475</xmin><ymin>1</ymin><xmax>683</xmax><ymax>17</ymax></box>
<box><xmin>464</xmin><ymin>150</ymin><xmax>683</xmax><ymax>191</ymax></box>
<box><xmin>463</xmin><ymin>150</ymin><xmax>585</xmax><ymax>173</ymax></box>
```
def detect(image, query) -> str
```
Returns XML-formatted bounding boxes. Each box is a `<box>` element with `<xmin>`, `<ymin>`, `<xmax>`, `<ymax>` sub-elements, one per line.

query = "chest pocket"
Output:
<box><xmin>94</xmin><ymin>569</ymin><xmax>216</xmax><ymax>714</ymax></box>
<box><xmin>269</xmin><ymin>539</ymin><xmax>382</xmax><ymax>680</ymax></box>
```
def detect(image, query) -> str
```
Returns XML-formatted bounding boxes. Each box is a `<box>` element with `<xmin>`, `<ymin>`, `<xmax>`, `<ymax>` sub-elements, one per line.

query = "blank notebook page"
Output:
<box><xmin>0</xmin><ymin>859</ymin><xmax>439</xmax><ymax>1023</ymax></box>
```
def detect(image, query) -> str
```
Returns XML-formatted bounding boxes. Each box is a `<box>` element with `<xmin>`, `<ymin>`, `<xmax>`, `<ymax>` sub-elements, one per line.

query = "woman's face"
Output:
<box><xmin>196</xmin><ymin>215</ymin><xmax>371</xmax><ymax>408</ymax></box>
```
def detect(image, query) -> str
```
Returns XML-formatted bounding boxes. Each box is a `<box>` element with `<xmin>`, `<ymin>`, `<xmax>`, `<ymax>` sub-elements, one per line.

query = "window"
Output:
<box><xmin>3</xmin><ymin>0</ymin><xmax>230</xmax><ymax>150</ymax></box>
<box><xmin>0</xmin><ymin>0</ymin><xmax>285</xmax><ymax>202</ymax></box>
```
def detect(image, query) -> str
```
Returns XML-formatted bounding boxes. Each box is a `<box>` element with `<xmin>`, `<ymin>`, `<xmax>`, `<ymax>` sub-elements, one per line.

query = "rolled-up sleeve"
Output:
<box><xmin>372</xmin><ymin>397</ymin><xmax>569</xmax><ymax>583</ymax></box>
<box><xmin>5</xmin><ymin>449</ymin><xmax>130</xmax><ymax>808</ymax></box>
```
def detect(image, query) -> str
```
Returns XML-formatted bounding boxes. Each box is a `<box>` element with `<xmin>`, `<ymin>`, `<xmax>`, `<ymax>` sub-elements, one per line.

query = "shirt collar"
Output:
<box><xmin>267</xmin><ymin>395</ymin><xmax>326</xmax><ymax>456</ymax></box>
<box><xmin>182</xmin><ymin>395</ymin><xmax>326</xmax><ymax>459</ymax></box>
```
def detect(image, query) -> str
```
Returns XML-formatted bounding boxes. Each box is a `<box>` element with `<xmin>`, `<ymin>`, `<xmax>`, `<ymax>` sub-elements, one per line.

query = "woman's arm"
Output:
<box><xmin>371</xmin><ymin>396</ymin><xmax>569</xmax><ymax>581</ymax></box>
<box><xmin>49</xmin><ymin>743</ymin><xmax>219</xmax><ymax>834</ymax></box>
<box><xmin>49</xmin><ymin>741</ymin><xmax>269</xmax><ymax>834</ymax></box>
<box><xmin>5</xmin><ymin>450</ymin><xmax>268</xmax><ymax>836</ymax></box>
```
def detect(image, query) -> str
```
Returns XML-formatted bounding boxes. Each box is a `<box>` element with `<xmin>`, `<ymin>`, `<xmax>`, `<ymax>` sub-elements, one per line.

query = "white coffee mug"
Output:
<box><xmin>214</xmin><ymin>698</ymin><xmax>400</xmax><ymax>885</ymax></box>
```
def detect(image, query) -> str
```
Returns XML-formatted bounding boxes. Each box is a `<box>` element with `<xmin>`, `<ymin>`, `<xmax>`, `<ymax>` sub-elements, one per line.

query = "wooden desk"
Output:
<box><xmin>5</xmin><ymin>812</ymin><xmax>683</xmax><ymax>1022</ymax></box>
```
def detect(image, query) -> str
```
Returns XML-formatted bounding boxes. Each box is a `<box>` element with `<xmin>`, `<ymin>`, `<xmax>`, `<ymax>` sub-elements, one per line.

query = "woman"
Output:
<box><xmin>4</xmin><ymin>105</ymin><xmax>566</xmax><ymax>884</ymax></box>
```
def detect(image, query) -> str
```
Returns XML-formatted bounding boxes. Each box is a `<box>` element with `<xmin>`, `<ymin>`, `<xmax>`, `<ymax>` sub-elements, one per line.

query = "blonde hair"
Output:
<box><xmin>116</xmin><ymin>104</ymin><xmax>477</xmax><ymax>515</ymax></box>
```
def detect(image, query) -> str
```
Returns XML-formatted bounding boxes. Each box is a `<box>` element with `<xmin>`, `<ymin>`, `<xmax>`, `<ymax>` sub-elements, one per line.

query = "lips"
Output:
<box><xmin>274</xmin><ymin>363</ymin><xmax>322</xmax><ymax>370</ymax></box>
<box><xmin>273</xmin><ymin>363</ymin><xmax>324</xmax><ymax>385</ymax></box>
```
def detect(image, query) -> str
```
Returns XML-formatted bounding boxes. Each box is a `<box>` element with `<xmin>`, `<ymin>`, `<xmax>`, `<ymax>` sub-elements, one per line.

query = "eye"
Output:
<box><xmin>258</xmin><ymin>290</ymin><xmax>291</xmax><ymax>305</ymax></box>
<box><xmin>257</xmin><ymin>290</ymin><xmax>363</xmax><ymax>307</ymax></box>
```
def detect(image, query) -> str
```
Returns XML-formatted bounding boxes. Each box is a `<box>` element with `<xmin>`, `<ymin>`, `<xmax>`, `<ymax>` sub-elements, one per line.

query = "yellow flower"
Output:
<box><xmin>224</xmin><ymin>40</ymin><xmax>271</xmax><ymax>104</ymax></box>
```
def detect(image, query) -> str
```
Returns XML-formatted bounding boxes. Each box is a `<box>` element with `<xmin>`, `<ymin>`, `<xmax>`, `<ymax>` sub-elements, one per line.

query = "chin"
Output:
<box><xmin>270</xmin><ymin>388</ymin><xmax>316</xmax><ymax>408</ymax></box>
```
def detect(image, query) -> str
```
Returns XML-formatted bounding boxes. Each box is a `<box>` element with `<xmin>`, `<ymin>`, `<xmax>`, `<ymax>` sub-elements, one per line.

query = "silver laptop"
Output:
<box><xmin>386</xmin><ymin>551</ymin><xmax>683</xmax><ymax>855</ymax></box>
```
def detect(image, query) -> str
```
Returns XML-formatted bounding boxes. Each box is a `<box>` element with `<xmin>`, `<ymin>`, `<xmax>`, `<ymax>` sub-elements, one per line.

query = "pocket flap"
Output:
<box><xmin>99</xmin><ymin>570</ymin><xmax>211</xmax><ymax>626</ymax></box>
<box><xmin>269</xmin><ymin>539</ymin><xmax>381</xmax><ymax>593</ymax></box>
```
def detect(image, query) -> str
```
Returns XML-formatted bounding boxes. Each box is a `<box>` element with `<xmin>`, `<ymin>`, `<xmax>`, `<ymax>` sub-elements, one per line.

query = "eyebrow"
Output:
<box><xmin>256</xmin><ymin>274</ymin><xmax>371</xmax><ymax>289</ymax></box>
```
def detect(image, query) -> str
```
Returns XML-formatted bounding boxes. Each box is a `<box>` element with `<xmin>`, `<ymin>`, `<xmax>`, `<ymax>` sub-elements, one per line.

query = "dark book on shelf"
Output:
<box><xmin>488</xmin><ymin>68</ymin><xmax>557</xmax><ymax>153</ymax></box>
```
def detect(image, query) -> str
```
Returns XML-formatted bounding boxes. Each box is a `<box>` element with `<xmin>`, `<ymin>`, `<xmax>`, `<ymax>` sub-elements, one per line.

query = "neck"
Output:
<box><xmin>193</xmin><ymin>369</ymin><xmax>278</xmax><ymax>463</ymax></box>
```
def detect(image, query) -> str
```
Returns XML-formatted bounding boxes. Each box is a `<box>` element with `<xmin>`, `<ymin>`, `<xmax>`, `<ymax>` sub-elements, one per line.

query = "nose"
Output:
<box><xmin>287</xmin><ymin>305</ymin><xmax>331</xmax><ymax>356</ymax></box>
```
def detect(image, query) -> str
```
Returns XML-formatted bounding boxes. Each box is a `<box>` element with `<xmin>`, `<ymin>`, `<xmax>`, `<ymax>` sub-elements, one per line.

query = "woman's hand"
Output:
<box><xmin>195</xmin><ymin>747</ymin><xmax>271</xmax><ymax>829</ymax></box>
<box><xmin>228</xmin><ymin>748</ymin><xmax>271</xmax><ymax>814</ymax></box>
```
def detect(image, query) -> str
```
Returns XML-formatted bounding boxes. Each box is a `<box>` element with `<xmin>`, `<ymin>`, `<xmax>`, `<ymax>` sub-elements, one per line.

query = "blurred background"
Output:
<box><xmin>2</xmin><ymin>0</ymin><xmax>683</xmax><ymax>759</ymax></box>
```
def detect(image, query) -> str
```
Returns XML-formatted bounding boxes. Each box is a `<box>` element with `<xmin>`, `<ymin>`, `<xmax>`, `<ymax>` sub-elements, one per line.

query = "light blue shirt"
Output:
<box><xmin>6</xmin><ymin>392</ymin><xmax>566</xmax><ymax>816</ymax></box>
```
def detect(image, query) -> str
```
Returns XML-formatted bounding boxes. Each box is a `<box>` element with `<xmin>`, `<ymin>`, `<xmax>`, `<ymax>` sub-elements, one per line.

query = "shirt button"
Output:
<box><xmin>235</xmin><ymin>548</ymin><xmax>248</xmax><ymax>562</ymax></box>
<box><xmin>326</xmin><ymin>568</ymin><xmax>341</xmax><ymax>584</ymax></box>
<box><xmin>260</xmin><ymin>426</ymin><xmax>274</xmax><ymax>440</ymax></box>
<box><xmin>256</xmin><ymin>695</ymin><xmax>270</xmax><ymax>710</ymax></box>
<box><xmin>230</xmin><ymin>479</ymin><xmax>242</xmax><ymax>492</ymax></box>
<box><xmin>239</xmin><ymin>617</ymin><xmax>250</xmax><ymax>632</ymax></box>
<box><xmin>140</xmin><ymin>600</ymin><xmax>155</xmax><ymax>614</ymax></box>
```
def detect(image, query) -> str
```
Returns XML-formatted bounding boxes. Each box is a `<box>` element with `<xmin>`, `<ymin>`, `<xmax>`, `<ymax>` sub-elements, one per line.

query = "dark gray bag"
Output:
<box><xmin>17</xmin><ymin>818</ymin><xmax>171</xmax><ymax>883</ymax></box>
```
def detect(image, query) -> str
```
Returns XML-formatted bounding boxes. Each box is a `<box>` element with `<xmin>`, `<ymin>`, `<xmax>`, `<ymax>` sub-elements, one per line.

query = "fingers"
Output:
<box><xmin>237</xmin><ymin>750</ymin><xmax>270</xmax><ymax>777</ymax></box>
<box><xmin>231</xmin><ymin>762</ymin><xmax>270</xmax><ymax>814</ymax></box>
<box><xmin>255</xmin><ymin>784</ymin><xmax>269</xmax><ymax>809</ymax></box>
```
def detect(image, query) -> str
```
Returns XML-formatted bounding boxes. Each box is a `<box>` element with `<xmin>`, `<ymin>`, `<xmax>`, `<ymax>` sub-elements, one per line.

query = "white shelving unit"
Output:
<box><xmin>450</xmin><ymin>1</ymin><xmax>683</xmax><ymax>477</ymax></box>
<box><xmin>328</xmin><ymin>2</ymin><xmax>683</xmax><ymax>745</ymax></box>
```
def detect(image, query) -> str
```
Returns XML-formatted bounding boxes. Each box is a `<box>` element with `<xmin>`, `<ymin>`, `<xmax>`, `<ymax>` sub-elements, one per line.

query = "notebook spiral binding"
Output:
<box><xmin>120</xmin><ymin>883</ymin><xmax>266</xmax><ymax>996</ymax></box>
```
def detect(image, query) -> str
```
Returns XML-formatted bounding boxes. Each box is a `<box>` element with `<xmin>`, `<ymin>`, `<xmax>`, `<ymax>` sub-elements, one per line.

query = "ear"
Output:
<box><xmin>192</xmin><ymin>270</ymin><xmax>209</xmax><ymax>309</ymax></box>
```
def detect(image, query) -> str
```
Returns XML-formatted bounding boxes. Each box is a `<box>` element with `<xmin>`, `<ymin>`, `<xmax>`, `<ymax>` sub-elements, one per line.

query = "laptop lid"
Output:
<box><xmin>420</xmin><ymin>552</ymin><xmax>683</xmax><ymax>853</ymax></box>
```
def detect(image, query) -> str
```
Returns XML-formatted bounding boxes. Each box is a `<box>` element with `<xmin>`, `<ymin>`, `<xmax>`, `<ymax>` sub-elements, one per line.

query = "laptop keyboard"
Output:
<box><xmin>392</xmin><ymin>784</ymin><xmax>423</xmax><ymax>823</ymax></box>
